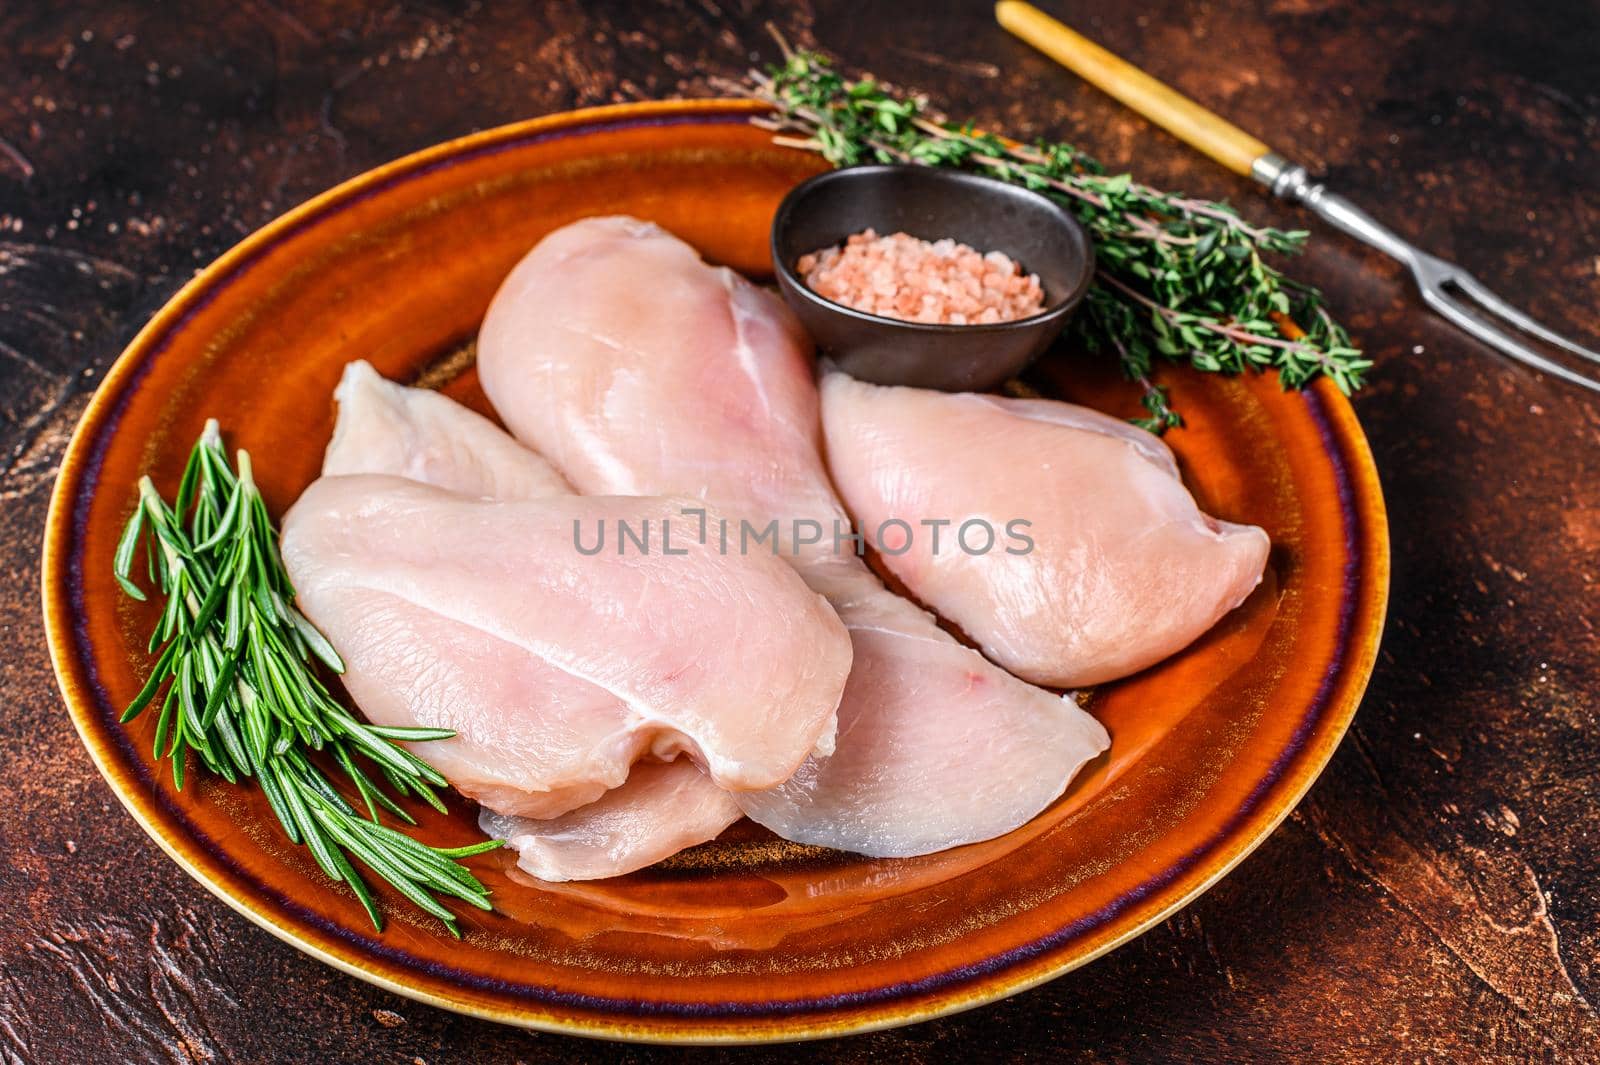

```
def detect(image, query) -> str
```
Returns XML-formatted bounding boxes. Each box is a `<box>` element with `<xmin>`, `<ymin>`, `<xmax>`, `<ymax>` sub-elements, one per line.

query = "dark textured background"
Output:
<box><xmin>3</xmin><ymin>1</ymin><xmax>1598</xmax><ymax>1061</ymax></box>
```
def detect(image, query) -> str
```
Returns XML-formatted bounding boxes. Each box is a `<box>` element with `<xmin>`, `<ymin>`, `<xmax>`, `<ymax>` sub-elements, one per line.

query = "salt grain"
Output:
<box><xmin>797</xmin><ymin>229</ymin><xmax>1045</xmax><ymax>326</ymax></box>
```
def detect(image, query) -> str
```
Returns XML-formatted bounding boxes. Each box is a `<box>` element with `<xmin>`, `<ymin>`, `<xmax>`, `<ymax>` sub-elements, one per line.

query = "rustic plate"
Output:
<box><xmin>42</xmin><ymin>100</ymin><xmax>1388</xmax><ymax>1043</ymax></box>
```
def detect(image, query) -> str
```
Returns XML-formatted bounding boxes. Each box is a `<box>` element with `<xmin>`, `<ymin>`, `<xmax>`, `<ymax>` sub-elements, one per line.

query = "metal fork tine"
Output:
<box><xmin>1260</xmin><ymin>170</ymin><xmax>1600</xmax><ymax>396</ymax></box>
<box><xmin>1448</xmin><ymin>271</ymin><xmax>1600</xmax><ymax>367</ymax></box>
<box><xmin>1420</xmin><ymin>285</ymin><xmax>1600</xmax><ymax>395</ymax></box>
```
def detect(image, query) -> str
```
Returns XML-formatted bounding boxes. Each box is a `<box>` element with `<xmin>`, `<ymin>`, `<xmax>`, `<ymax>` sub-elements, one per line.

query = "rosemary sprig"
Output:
<box><xmin>116</xmin><ymin>420</ymin><xmax>501</xmax><ymax>935</ymax></box>
<box><xmin>732</xmin><ymin>48</ymin><xmax>1372</xmax><ymax>430</ymax></box>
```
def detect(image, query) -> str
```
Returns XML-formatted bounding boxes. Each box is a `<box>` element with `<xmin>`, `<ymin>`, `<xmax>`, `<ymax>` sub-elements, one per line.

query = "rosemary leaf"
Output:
<box><xmin>115</xmin><ymin>423</ymin><xmax>500</xmax><ymax>934</ymax></box>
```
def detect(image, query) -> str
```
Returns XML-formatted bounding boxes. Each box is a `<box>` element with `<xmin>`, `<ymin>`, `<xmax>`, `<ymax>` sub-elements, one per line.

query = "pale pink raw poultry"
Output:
<box><xmin>285</xmin><ymin>364</ymin><xmax>851</xmax><ymax>877</ymax></box>
<box><xmin>282</xmin><ymin>479</ymin><xmax>845</xmax><ymax>859</ymax></box>
<box><xmin>477</xmin><ymin>216</ymin><xmax>1108</xmax><ymax>858</ymax></box>
<box><xmin>479</xmin><ymin>761</ymin><xmax>740</xmax><ymax>882</ymax></box>
<box><xmin>322</xmin><ymin>359</ymin><xmax>572</xmax><ymax>501</ymax></box>
<box><xmin>820</xmin><ymin>372</ymin><xmax>1271</xmax><ymax>687</ymax></box>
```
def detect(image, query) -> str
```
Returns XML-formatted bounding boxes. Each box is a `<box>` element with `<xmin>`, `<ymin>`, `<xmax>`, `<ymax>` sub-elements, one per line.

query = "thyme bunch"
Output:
<box><xmin>736</xmin><ymin>50</ymin><xmax>1370</xmax><ymax>430</ymax></box>
<box><xmin>115</xmin><ymin>421</ymin><xmax>500</xmax><ymax>935</ymax></box>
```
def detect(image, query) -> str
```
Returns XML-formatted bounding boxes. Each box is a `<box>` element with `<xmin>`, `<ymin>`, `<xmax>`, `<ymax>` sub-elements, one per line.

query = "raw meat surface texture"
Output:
<box><xmin>820</xmin><ymin>372</ymin><xmax>1271</xmax><ymax>687</ymax></box>
<box><xmin>477</xmin><ymin>216</ymin><xmax>1109</xmax><ymax>857</ymax></box>
<box><xmin>284</xmin><ymin>369</ymin><xmax>850</xmax><ymax>876</ymax></box>
<box><xmin>480</xmin><ymin>761</ymin><xmax>741</xmax><ymax>882</ymax></box>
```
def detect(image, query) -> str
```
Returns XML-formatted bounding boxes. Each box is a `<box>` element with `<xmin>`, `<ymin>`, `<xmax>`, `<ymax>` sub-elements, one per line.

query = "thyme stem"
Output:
<box><xmin>731</xmin><ymin>50</ymin><xmax>1374</xmax><ymax>428</ymax></box>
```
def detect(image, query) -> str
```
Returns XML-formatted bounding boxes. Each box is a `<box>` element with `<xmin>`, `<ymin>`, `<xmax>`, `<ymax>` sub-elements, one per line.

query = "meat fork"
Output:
<box><xmin>997</xmin><ymin>1</ymin><xmax>1600</xmax><ymax>394</ymax></box>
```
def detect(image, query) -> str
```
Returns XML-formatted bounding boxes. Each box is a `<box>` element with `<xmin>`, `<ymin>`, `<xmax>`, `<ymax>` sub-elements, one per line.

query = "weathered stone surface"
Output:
<box><xmin>2</xmin><ymin>1</ymin><xmax>1596</xmax><ymax>1059</ymax></box>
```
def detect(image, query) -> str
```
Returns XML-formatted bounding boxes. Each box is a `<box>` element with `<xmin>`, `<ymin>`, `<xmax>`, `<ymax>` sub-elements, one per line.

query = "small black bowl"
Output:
<box><xmin>771</xmin><ymin>164</ymin><xmax>1094</xmax><ymax>392</ymax></box>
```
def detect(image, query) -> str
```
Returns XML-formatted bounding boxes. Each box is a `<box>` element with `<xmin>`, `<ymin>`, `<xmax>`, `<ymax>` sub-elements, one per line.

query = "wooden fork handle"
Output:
<box><xmin>996</xmin><ymin>1</ymin><xmax>1274</xmax><ymax>178</ymax></box>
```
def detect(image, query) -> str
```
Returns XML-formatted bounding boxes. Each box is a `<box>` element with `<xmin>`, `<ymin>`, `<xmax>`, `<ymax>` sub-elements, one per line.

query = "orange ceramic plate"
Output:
<box><xmin>42</xmin><ymin>100</ymin><xmax>1388</xmax><ymax>1043</ymax></box>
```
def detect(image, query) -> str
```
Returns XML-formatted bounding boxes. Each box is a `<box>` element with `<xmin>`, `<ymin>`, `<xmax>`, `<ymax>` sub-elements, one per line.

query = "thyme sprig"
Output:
<box><xmin>733</xmin><ymin>49</ymin><xmax>1371</xmax><ymax>430</ymax></box>
<box><xmin>115</xmin><ymin>420</ymin><xmax>501</xmax><ymax>935</ymax></box>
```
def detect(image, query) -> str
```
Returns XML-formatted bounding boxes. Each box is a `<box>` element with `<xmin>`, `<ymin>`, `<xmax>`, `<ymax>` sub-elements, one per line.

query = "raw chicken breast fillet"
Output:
<box><xmin>477</xmin><ymin>215</ymin><xmax>1109</xmax><ymax>857</ymax></box>
<box><xmin>283</xmin><ymin>477</ymin><xmax>849</xmax><ymax>790</ymax></box>
<box><xmin>301</xmin><ymin>363</ymin><xmax>749</xmax><ymax>877</ymax></box>
<box><xmin>323</xmin><ymin>359</ymin><xmax>572</xmax><ymax>500</ymax></box>
<box><xmin>821</xmin><ymin>372</ymin><xmax>1271</xmax><ymax>687</ymax></box>
<box><xmin>479</xmin><ymin>761</ymin><xmax>737</xmax><ymax>882</ymax></box>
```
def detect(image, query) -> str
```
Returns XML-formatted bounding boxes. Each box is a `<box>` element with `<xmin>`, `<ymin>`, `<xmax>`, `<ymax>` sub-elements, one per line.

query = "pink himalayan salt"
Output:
<box><xmin>796</xmin><ymin>229</ymin><xmax>1046</xmax><ymax>326</ymax></box>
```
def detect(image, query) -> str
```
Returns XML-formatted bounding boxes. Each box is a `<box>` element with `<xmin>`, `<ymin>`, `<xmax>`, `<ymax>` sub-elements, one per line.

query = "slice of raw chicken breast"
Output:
<box><xmin>485</xmin><ymin>759</ymin><xmax>739</xmax><ymax>882</ymax></box>
<box><xmin>477</xmin><ymin>215</ymin><xmax>1109</xmax><ymax>858</ymax></box>
<box><xmin>480</xmin><ymin>761</ymin><xmax>738</xmax><ymax>882</ymax></box>
<box><xmin>741</xmin><ymin>561</ymin><xmax>1108</xmax><ymax>856</ymax></box>
<box><xmin>306</xmin><ymin>363</ymin><xmax>745</xmax><ymax>876</ymax></box>
<box><xmin>323</xmin><ymin>359</ymin><xmax>572</xmax><ymax>500</ymax></box>
<box><xmin>820</xmin><ymin>373</ymin><xmax>1271</xmax><ymax>687</ymax></box>
<box><xmin>283</xmin><ymin>477</ymin><xmax>849</xmax><ymax>791</ymax></box>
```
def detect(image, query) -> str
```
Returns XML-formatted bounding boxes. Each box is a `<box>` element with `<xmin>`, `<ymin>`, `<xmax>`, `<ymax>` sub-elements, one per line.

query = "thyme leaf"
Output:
<box><xmin>729</xmin><ymin>47</ymin><xmax>1373</xmax><ymax>429</ymax></box>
